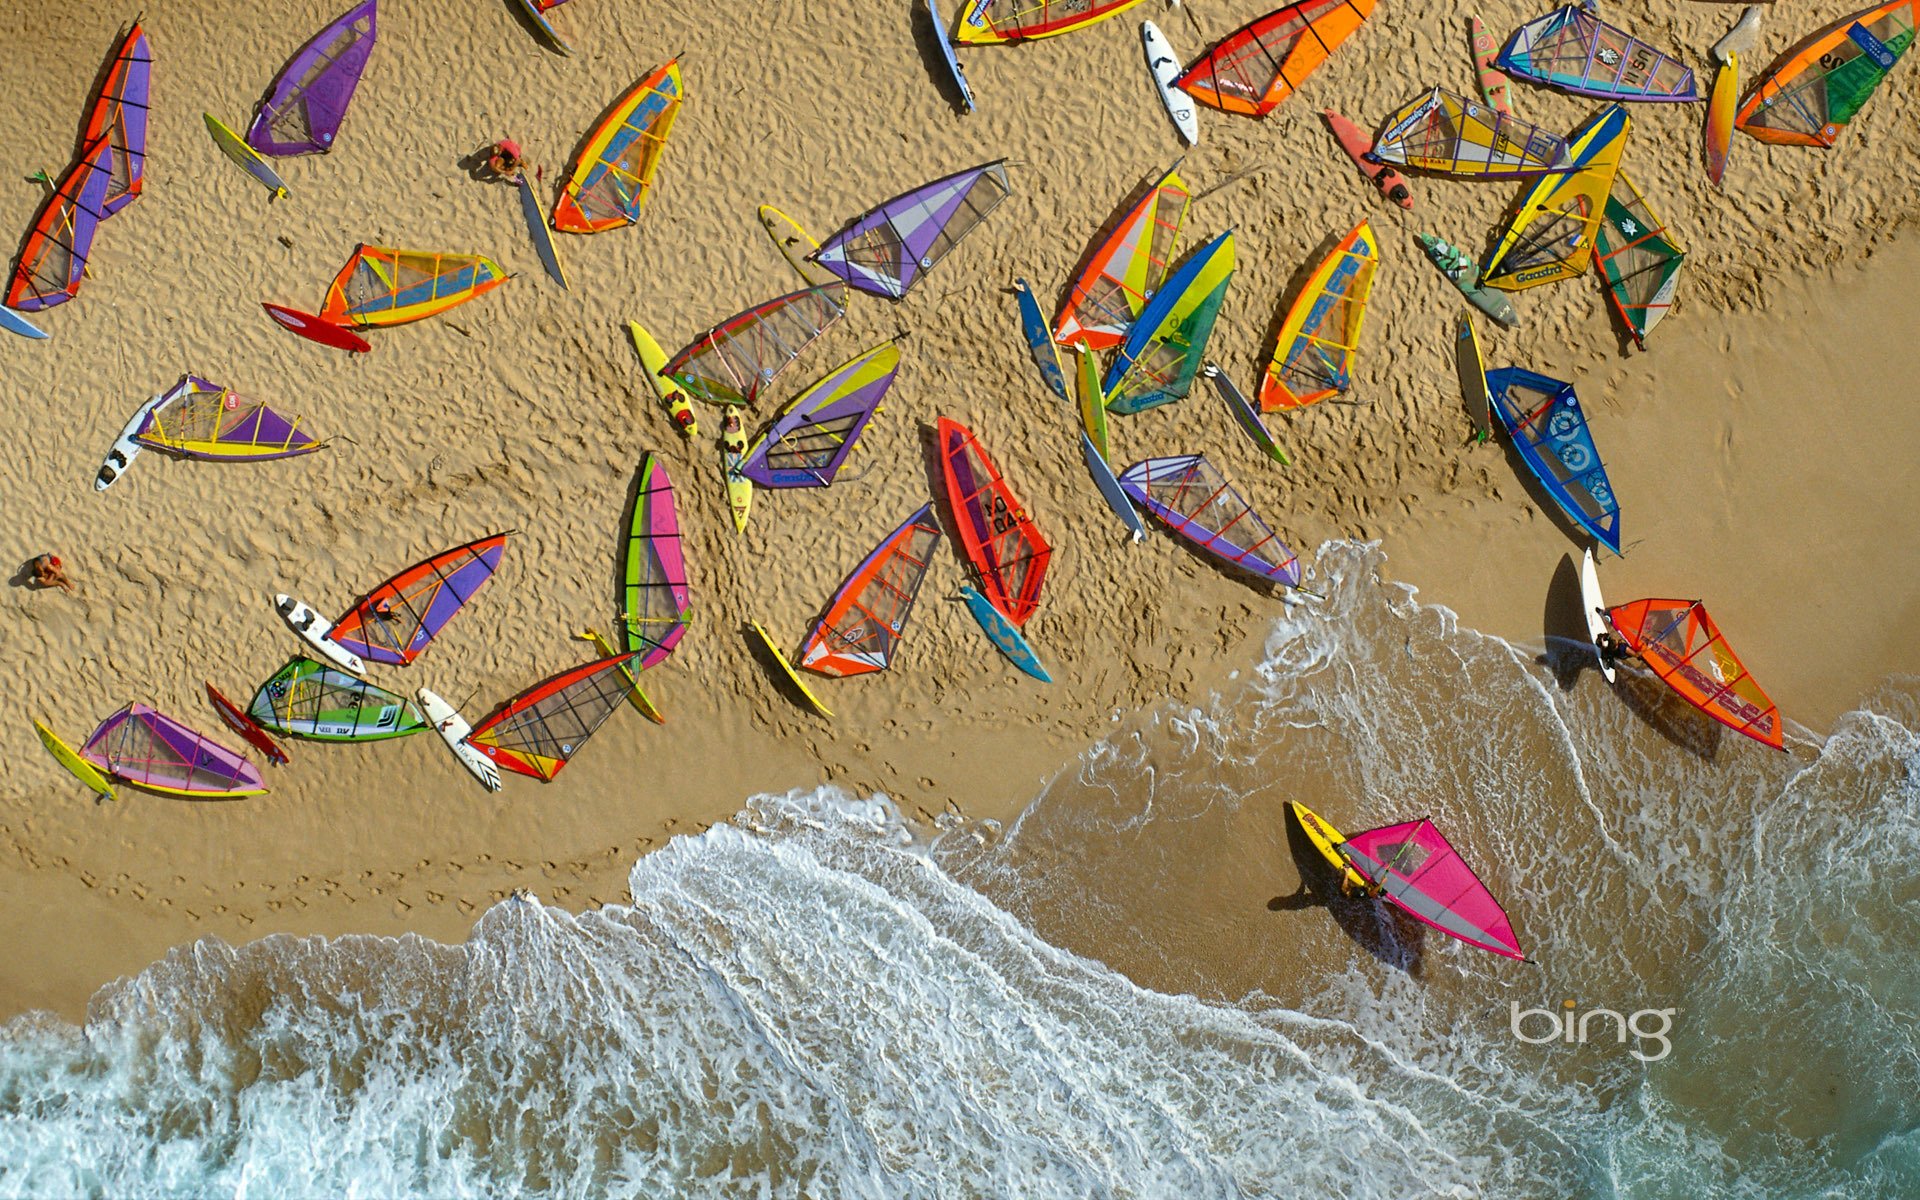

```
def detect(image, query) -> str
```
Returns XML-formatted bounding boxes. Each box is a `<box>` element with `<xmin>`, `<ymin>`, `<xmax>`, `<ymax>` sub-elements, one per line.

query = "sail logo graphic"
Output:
<box><xmin>1510</xmin><ymin>1000</ymin><xmax>1676</xmax><ymax>1062</ymax></box>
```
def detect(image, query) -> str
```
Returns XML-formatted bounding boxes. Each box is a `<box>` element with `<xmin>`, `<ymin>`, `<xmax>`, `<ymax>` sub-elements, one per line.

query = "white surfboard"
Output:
<box><xmin>1142</xmin><ymin>21</ymin><xmax>1198</xmax><ymax>146</ymax></box>
<box><xmin>95</xmin><ymin>393</ymin><xmax>166</xmax><ymax>492</ymax></box>
<box><xmin>274</xmin><ymin>592</ymin><xmax>368</xmax><ymax>676</ymax></box>
<box><xmin>1580</xmin><ymin>547</ymin><xmax>1616</xmax><ymax>684</ymax></box>
<box><xmin>417</xmin><ymin>687</ymin><xmax>502</xmax><ymax>792</ymax></box>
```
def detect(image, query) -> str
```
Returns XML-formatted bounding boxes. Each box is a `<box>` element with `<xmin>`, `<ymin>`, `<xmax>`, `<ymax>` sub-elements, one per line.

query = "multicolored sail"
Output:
<box><xmin>1593</xmin><ymin>172</ymin><xmax>1686</xmax><ymax>347</ymax></box>
<box><xmin>953</xmin><ymin>0</ymin><xmax>1146</xmax><ymax>43</ymax></box>
<box><xmin>1485</xmin><ymin>368</ymin><xmax>1619</xmax><ymax>554</ymax></box>
<box><xmin>465</xmin><ymin>654</ymin><xmax>640</xmax><ymax>781</ymax></box>
<box><xmin>318</xmin><ymin>245</ymin><xmax>507</xmax><ymax>327</ymax></box>
<box><xmin>1260</xmin><ymin>219</ymin><xmax>1378</xmax><ymax>410</ymax></box>
<box><xmin>1118</xmin><ymin>455</ymin><xmax>1301</xmax><ymax>586</ymax></box>
<box><xmin>1606</xmin><ymin>599</ymin><xmax>1784</xmax><ymax>749</ymax></box>
<box><xmin>1497</xmin><ymin>6</ymin><xmax>1698</xmax><ymax>101</ymax></box>
<box><xmin>79</xmin><ymin>703</ymin><xmax>266</xmax><ymax>798</ymax></box>
<box><xmin>808</xmin><ymin>162</ymin><xmax>1011</xmax><ymax>300</ymax></box>
<box><xmin>1370</xmin><ymin>87</ymin><xmax>1570</xmax><ymax>177</ymax></box>
<box><xmin>82</xmin><ymin>22</ymin><xmax>152</xmax><ymax>216</ymax></box>
<box><xmin>936</xmin><ymin>418</ymin><xmax>1051</xmax><ymax>625</ymax></box>
<box><xmin>1339</xmin><ymin>820</ymin><xmax>1527</xmax><ymax>960</ymax></box>
<box><xmin>1103</xmin><ymin>230</ymin><xmax>1235</xmax><ymax>416</ymax></box>
<box><xmin>799</xmin><ymin>505</ymin><xmax>943</xmax><ymax>677</ymax></box>
<box><xmin>623</xmin><ymin>453</ymin><xmax>690</xmax><ymax>667</ymax></box>
<box><xmin>739</xmin><ymin>343</ymin><xmax>899</xmax><ymax>487</ymax></box>
<box><xmin>1481</xmin><ymin>104</ymin><xmax>1629</xmax><ymax>292</ymax></box>
<box><xmin>328</xmin><ymin>533</ymin><xmax>510</xmax><ymax>666</ymax></box>
<box><xmin>1176</xmin><ymin>0</ymin><xmax>1376</xmax><ymax>116</ymax></box>
<box><xmin>133</xmin><ymin>374</ymin><xmax>326</xmax><ymax>461</ymax></box>
<box><xmin>551</xmin><ymin>59</ymin><xmax>682</xmax><ymax>233</ymax></box>
<box><xmin>248</xmin><ymin>657</ymin><xmax>425</xmax><ymax>741</ymax></box>
<box><xmin>1736</xmin><ymin>0</ymin><xmax>1915</xmax><ymax>146</ymax></box>
<box><xmin>5</xmin><ymin>138</ymin><xmax>114</xmax><ymax>312</ymax></box>
<box><xmin>248</xmin><ymin>0</ymin><xmax>378</xmax><ymax>156</ymax></box>
<box><xmin>661</xmin><ymin>284</ymin><xmax>847</xmax><ymax>406</ymax></box>
<box><xmin>1054</xmin><ymin>162</ymin><xmax>1191</xmax><ymax>350</ymax></box>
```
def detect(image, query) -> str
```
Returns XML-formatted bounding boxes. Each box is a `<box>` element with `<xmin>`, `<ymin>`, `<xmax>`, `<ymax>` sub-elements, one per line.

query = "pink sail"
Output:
<box><xmin>1339</xmin><ymin>819</ymin><xmax>1525</xmax><ymax>960</ymax></box>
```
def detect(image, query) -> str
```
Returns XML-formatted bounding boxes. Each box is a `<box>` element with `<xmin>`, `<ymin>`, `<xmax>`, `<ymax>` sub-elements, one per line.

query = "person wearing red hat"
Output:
<box><xmin>30</xmin><ymin>554</ymin><xmax>72</xmax><ymax>593</ymax></box>
<box><xmin>486</xmin><ymin>138</ymin><xmax>526</xmax><ymax>180</ymax></box>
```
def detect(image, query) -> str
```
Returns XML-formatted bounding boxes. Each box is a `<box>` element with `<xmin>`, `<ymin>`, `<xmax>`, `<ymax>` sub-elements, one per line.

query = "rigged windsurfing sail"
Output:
<box><xmin>622</xmin><ymin>453</ymin><xmax>690</xmax><ymax>668</ymax></box>
<box><xmin>1118</xmin><ymin>455</ymin><xmax>1301</xmax><ymax>586</ymax></box>
<box><xmin>808</xmin><ymin>162</ymin><xmax>1011</xmax><ymax>300</ymax></box>
<box><xmin>248</xmin><ymin>0</ymin><xmax>378</xmax><ymax>155</ymax></box>
<box><xmin>799</xmin><ymin>505</ymin><xmax>943</xmax><ymax>677</ymax></box>
<box><xmin>1260</xmin><ymin>219</ymin><xmax>1378</xmax><ymax>410</ymax></box>
<box><xmin>80</xmin><ymin>703</ymin><xmax>266</xmax><ymax>798</ymax></box>
<box><xmin>662</xmin><ymin>284</ymin><xmax>846</xmax><ymax>406</ymax></box>
<box><xmin>328</xmin><ymin>532</ymin><xmax>510</xmax><ymax>666</ymax></box>
<box><xmin>1606</xmin><ymin>599</ymin><xmax>1784</xmax><ymax>749</ymax></box>
<box><xmin>1481</xmin><ymin>104</ymin><xmax>1629</xmax><ymax>292</ymax></box>
<box><xmin>1054</xmin><ymin>162</ymin><xmax>1191</xmax><ymax>350</ymax></box>
<box><xmin>5</xmin><ymin>138</ymin><xmax>114</xmax><ymax>312</ymax></box>
<box><xmin>1486</xmin><ymin>368</ymin><xmax>1619</xmax><ymax>554</ymax></box>
<box><xmin>936</xmin><ymin>417</ymin><xmax>1051</xmax><ymax>625</ymax></box>
<box><xmin>953</xmin><ymin>0</ymin><xmax>1146</xmax><ymax>43</ymax></box>
<box><xmin>1369</xmin><ymin>87</ymin><xmax>1570</xmax><ymax>177</ymax></box>
<box><xmin>1593</xmin><ymin>172</ymin><xmax>1686</xmax><ymax>347</ymax></box>
<box><xmin>1736</xmin><ymin>0</ymin><xmax>1916</xmax><ymax>146</ymax></box>
<box><xmin>248</xmin><ymin>657</ymin><xmax>425</xmax><ymax>740</ymax></box>
<box><xmin>1176</xmin><ymin>0</ymin><xmax>1376</xmax><ymax>117</ymax></box>
<box><xmin>82</xmin><ymin>22</ymin><xmax>152</xmax><ymax>216</ymax></box>
<box><xmin>133</xmin><ymin>374</ymin><xmax>326</xmax><ymax>460</ymax></box>
<box><xmin>551</xmin><ymin>59</ymin><xmax>683</xmax><ymax>233</ymax></box>
<box><xmin>1339</xmin><ymin>820</ymin><xmax>1527</xmax><ymax>960</ymax></box>
<box><xmin>318</xmin><ymin>245</ymin><xmax>507</xmax><ymax>327</ymax></box>
<box><xmin>739</xmin><ymin>343</ymin><xmax>899</xmax><ymax>487</ymax></box>
<box><xmin>465</xmin><ymin>654</ymin><xmax>640</xmax><ymax>781</ymax></box>
<box><xmin>1104</xmin><ymin>230</ymin><xmax>1235</xmax><ymax>415</ymax></box>
<box><xmin>1497</xmin><ymin>6</ymin><xmax>1698</xmax><ymax>101</ymax></box>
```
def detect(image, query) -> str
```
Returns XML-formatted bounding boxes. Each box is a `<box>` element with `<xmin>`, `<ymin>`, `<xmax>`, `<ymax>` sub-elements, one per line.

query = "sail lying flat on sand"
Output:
<box><xmin>1118</xmin><ymin>454</ymin><xmax>1301</xmax><ymax>586</ymax></box>
<box><xmin>249</xmin><ymin>657</ymin><xmax>426</xmax><ymax>741</ymax></box>
<box><xmin>1054</xmin><ymin>162</ymin><xmax>1191</xmax><ymax>350</ymax></box>
<box><xmin>1497</xmin><ymin>6</ymin><xmax>1697</xmax><ymax>101</ymax></box>
<box><xmin>1480</xmin><ymin>104</ymin><xmax>1629</xmax><ymax>292</ymax></box>
<box><xmin>1606</xmin><ymin>598</ymin><xmax>1784</xmax><ymax>749</ymax></box>
<box><xmin>1593</xmin><ymin>171</ymin><xmax>1686</xmax><ymax>347</ymax></box>
<box><xmin>6</xmin><ymin>139</ymin><xmax>114</xmax><ymax>312</ymax></box>
<box><xmin>936</xmin><ymin>417</ymin><xmax>1051</xmax><ymax>625</ymax></box>
<box><xmin>1177</xmin><ymin>0</ymin><xmax>1376</xmax><ymax>117</ymax></box>
<box><xmin>1736</xmin><ymin>0</ymin><xmax>1915</xmax><ymax>145</ymax></box>
<box><xmin>623</xmin><ymin>453</ymin><xmax>690</xmax><ymax>668</ymax></box>
<box><xmin>1103</xmin><ymin>230</ymin><xmax>1236</xmax><ymax>415</ymax></box>
<box><xmin>1370</xmin><ymin>87</ymin><xmax>1570</xmax><ymax>177</ymax></box>
<box><xmin>552</xmin><ymin>59</ymin><xmax>683</xmax><ymax>233</ymax></box>
<box><xmin>83</xmin><ymin>22</ymin><xmax>152</xmax><ymax>216</ymax></box>
<box><xmin>740</xmin><ymin>343</ymin><xmax>899</xmax><ymax>487</ymax></box>
<box><xmin>809</xmin><ymin>162</ymin><xmax>1011</xmax><ymax>300</ymax></box>
<box><xmin>248</xmin><ymin>0</ymin><xmax>379</xmax><ymax>156</ymax></box>
<box><xmin>662</xmin><ymin>284</ymin><xmax>847</xmax><ymax>406</ymax></box>
<box><xmin>1260</xmin><ymin>219</ymin><xmax>1378</xmax><ymax>410</ymax></box>
<box><xmin>328</xmin><ymin>533</ymin><xmax>511</xmax><ymax>666</ymax></box>
<box><xmin>1485</xmin><ymin>367</ymin><xmax>1619</xmax><ymax>554</ymax></box>
<box><xmin>1339</xmin><ymin>819</ymin><xmax>1528</xmax><ymax>960</ymax></box>
<box><xmin>800</xmin><ymin>506</ymin><xmax>943</xmax><ymax>677</ymax></box>
<box><xmin>80</xmin><ymin>703</ymin><xmax>266</xmax><ymax>798</ymax></box>
<box><xmin>319</xmin><ymin>245</ymin><xmax>507</xmax><ymax>327</ymax></box>
<box><xmin>465</xmin><ymin>654</ymin><xmax>640</xmax><ymax>781</ymax></box>
<box><xmin>133</xmin><ymin>375</ymin><xmax>326</xmax><ymax>460</ymax></box>
<box><xmin>953</xmin><ymin>0</ymin><xmax>1146</xmax><ymax>43</ymax></box>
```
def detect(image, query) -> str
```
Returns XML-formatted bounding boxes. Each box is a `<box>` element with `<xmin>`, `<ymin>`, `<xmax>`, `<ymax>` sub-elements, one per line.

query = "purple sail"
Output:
<box><xmin>81</xmin><ymin>703</ymin><xmax>266</xmax><ymax>797</ymax></box>
<box><xmin>808</xmin><ymin>162</ymin><xmax>1011</xmax><ymax>299</ymax></box>
<box><xmin>739</xmin><ymin>342</ymin><xmax>900</xmax><ymax>487</ymax></box>
<box><xmin>247</xmin><ymin>0</ymin><xmax>379</xmax><ymax>156</ymax></box>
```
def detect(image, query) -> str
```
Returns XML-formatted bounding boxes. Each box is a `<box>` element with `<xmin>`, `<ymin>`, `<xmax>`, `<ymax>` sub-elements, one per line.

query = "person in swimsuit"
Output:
<box><xmin>486</xmin><ymin>139</ymin><xmax>526</xmax><ymax>180</ymax></box>
<box><xmin>30</xmin><ymin>554</ymin><xmax>73</xmax><ymax>593</ymax></box>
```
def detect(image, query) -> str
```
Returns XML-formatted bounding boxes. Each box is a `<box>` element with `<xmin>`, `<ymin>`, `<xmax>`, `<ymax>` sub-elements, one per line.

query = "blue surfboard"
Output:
<box><xmin>1013</xmin><ymin>278</ymin><xmax>1068</xmax><ymax>402</ymax></box>
<box><xmin>959</xmin><ymin>585</ymin><xmax>1051</xmax><ymax>682</ymax></box>
<box><xmin>513</xmin><ymin>0</ymin><xmax>572</xmax><ymax>53</ymax></box>
<box><xmin>1081</xmin><ymin>431</ymin><xmax>1146</xmax><ymax>543</ymax></box>
<box><xmin>0</xmin><ymin>306</ymin><xmax>47</xmax><ymax>340</ymax></box>
<box><xmin>926</xmin><ymin>0</ymin><xmax>976</xmax><ymax>113</ymax></box>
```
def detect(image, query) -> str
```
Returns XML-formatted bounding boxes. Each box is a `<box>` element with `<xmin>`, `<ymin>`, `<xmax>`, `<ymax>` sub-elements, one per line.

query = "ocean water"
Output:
<box><xmin>3</xmin><ymin>543</ymin><xmax>1914</xmax><ymax>1198</ymax></box>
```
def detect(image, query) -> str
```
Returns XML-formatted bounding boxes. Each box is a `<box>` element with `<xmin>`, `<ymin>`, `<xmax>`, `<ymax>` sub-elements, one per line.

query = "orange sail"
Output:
<box><xmin>1177</xmin><ymin>0</ymin><xmax>1375</xmax><ymax>117</ymax></box>
<box><xmin>936</xmin><ymin>417</ymin><xmax>1051</xmax><ymax>625</ymax></box>
<box><xmin>1607</xmin><ymin>599</ymin><xmax>1784</xmax><ymax>750</ymax></box>
<box><xmin>1053</xmin><ymin>163</ymin><xmax>1190</xmax><ymax>350</ymax></box>
<box><xmin>799</xmin><ymin>506</ymin><xmax>942</xmax><ymax>677</ymax></box>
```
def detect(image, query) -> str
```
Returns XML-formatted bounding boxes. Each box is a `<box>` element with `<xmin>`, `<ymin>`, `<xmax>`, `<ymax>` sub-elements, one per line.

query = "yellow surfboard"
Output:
<box><xmin>748</xmin><ymin>621</ymin><xmax>832</xmax><ymax>718</ymax></box>
<box><xmin>626</xmin><ymin>319</ymin><xmax>698</xmax><ymax>438</ymax></box>
<box><xmin>202</xmin><ymin>113</ymin><xmax>289</xmax><ymax>200</ymax></box>
<box><xmin>34</xmin><ymin>719</ymin><xmax>116</xmax><ymax>801</ymax></box>
<box><xmin>574</xmin><ymin>629</ymin><xmax>666</xmax><ymax>724</ymax></box>
<box><xmin>757</xmin><ymin>205</ymin><xmax>837</xmax><ymax>287</ymax></box>
<box><xmin>1288</xmin><ymin>801</ymin><xmax>1369</xmax><ymax>890</ymax></box>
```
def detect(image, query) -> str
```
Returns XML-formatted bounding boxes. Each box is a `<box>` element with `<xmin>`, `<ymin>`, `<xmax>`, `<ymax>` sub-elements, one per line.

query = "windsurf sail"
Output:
<box><xmin>248</xmin><ymin>0</ymin><xmax>378</xmax><ymax>155</ymax></box>
<box><xmin>318</xmin><ymin>245</ymin><xmax>507</xmax><ymax>327</ymax></box>
<box><xmin>5</xmin><ymin>138</ymin><xmax>114</xmax><ymax>312</ymax></box>
<box><xmin>328</xmin><ymin>532</ymin><xmax>510</xmax><ymax>666</ymax></box>
<box><xmin>1485</xmin><ymin>367</ymin><xmax>1619</xmax><ymax>554</ymax></box>
<box><xmin>739</xmin><ymin>343</ymin><xmax>898</xmax><ymax>488</ymax></box>
<box><xmin>133</xmin><ymin>374</ymin><xmax>326</xmax><ymax>460</ymax></box>
<box><xmin>622</xmin><ymin>453</ymin><xmax>690</xmax><ymax>668</ymax></box>
<box><xmin>248</xmin><ymin>657</ymin><xmax>425</xmax><ymax>740</ymax></box>
<box><xmin>1259</xmin><ymin>219</ymin><xmax>1378</xmax><ymax>410</ymax></box>
<box><xmin>1736</xmin><ymin>0</ymin><xmax>1915</xmax><ymax>146</ymax></box>
<box><xmin>1370</xmin><ymin>87</ymin><xmax>1571</xmax><ymax>177</ymax></box>
<box><xmin>1606</xmin><ymin>598</ymin><xmax>1784</xmax><ymax>749</ymax></box>
<box><xmin>1480</xmin><ymin>104</ymin><xmax>1629</xmax><ymax>292</ymax></box>
<box><xmin>465</xmin><ymin>654</ymin><xmax>640</xmax><ymax>781</ymax></box>
<box><xmin>808</xmin><ymin>162</ymin><xmax>1011</xmax><ymax>300</ymax></box>
<box><xmin>1497</xmin><ymin>6</ymin><xmax>1698</xmax><ymax>101</ymax></box>
<box><xmin>662</xmin><ymin>283</ymin><xmax>846</xmax><ymax>406</ymax></box>
<box><xmin>1176</xmin><ymin>0</ymin><xmax>1376</xmax><ymax>116</ymax></box>
<box><xmin>953</xmin><ymin>0</ymin><xmax>1146</xmax><ymax>43</ymax></box>
<box><xmin>1592</xmin><ymin>171</ymin><xmax>1686</xmax><ymax>347</ymax></box>
<box><xmin>1103</xmin><ymin>230</ymin><xmax>1235</xmax><ymax>415</ymax></box>
<box><xmin>551</xmin><ymin>59</ymin><xmax>683</xmax><ymax>233</ymax></box>
<box><xmin>936</xmin><ymin>417</ymin><xmax>1052</xmax><ymax>625</ymax></box>
<box><xmin>799</xmin><ymin>505</ymin><xmax>943</xmax><ymax>677</ymax></box>
<box><xmin>1118</xmin><ymin>455</ymin><xmax>1301</xmax><ymax>586</ymax></box>
<box><xmin>1339</xmin><ymin>819</ymin><xmax>1527</xmax><ymax>960</ymax></box>
<box><xmin>81</xmin><ymin>22</ymin><xmax>152</xmax><ymax>216</ymax></box>
<box><xmin>1054</xmin><ymin>162</ymin><xmax>1191</xmax><ymax>350</ymax></box>
<box><xmin>80</xmin><ymin>703</ymin><xmax>266</xmax><ymax>798</ymax></box>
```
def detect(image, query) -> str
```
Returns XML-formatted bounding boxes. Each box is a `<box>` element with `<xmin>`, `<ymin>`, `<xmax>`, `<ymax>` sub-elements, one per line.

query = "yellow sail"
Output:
<box><xmin>1482</xmin><ymin>105</ymin><xmax>1630</xmax><ymax>292</ymax></box>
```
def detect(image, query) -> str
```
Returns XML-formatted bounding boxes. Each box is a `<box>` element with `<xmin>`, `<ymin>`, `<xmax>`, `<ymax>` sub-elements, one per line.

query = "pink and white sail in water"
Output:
<box><xmin>808</xmin><ymin>162</ymin><xmax>1012</xmax><ymax>299</ymax></box>
<box><xmin>1338</xmin><ymin>819</ymin><xmax>1527</xmax><ymax>960</ymax></box>
<box><xmin>248</xmin><ymin>0</ymin><xmax>379</xmax><ymax>156</ymax></box>
<box><xmin>80</xmin><ymin>703</ymin><xmax>267</xmax><ymax>798</ymax></box>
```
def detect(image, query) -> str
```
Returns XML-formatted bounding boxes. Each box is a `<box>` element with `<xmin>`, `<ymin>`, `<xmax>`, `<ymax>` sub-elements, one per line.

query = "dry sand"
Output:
<box><xmin>3</xmin><ymin>0</ymin><xmax>1917</xmax><ymax>1021</ymax></box>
